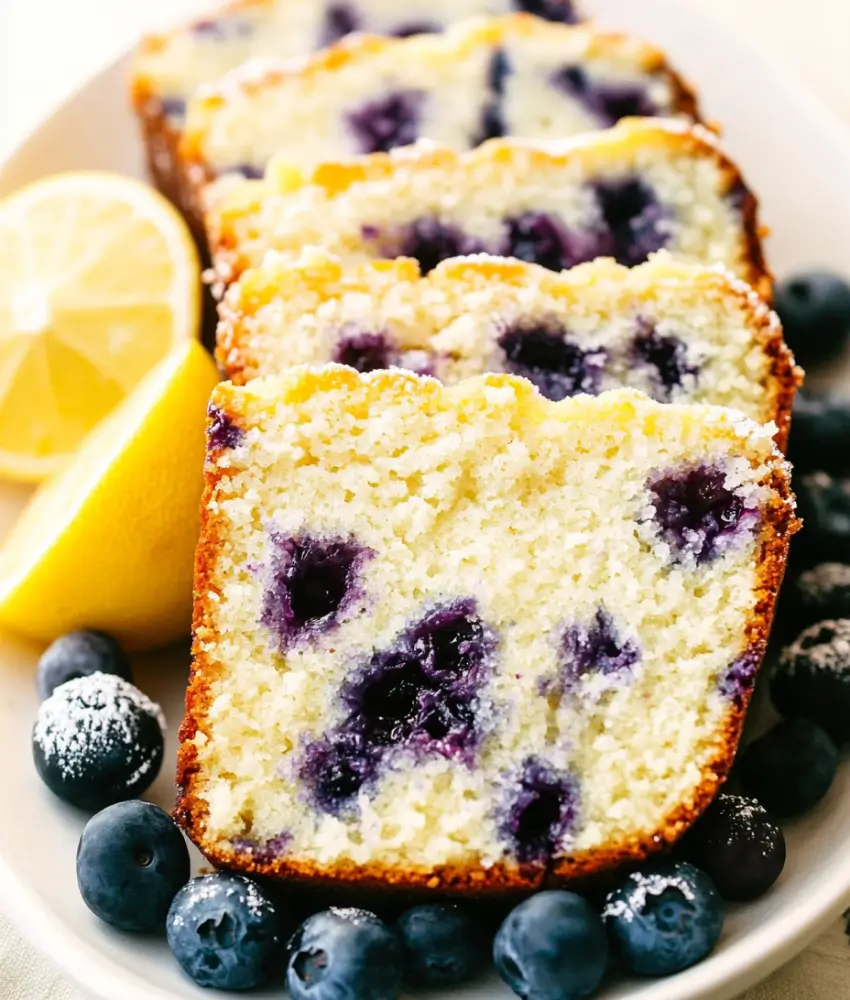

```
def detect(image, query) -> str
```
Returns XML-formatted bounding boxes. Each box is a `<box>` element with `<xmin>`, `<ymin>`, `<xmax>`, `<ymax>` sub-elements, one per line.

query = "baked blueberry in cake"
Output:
<box><xmin>216</xmin><ymin>249</ymin><xmax>799</xmax><ymax>444</ymax></box>
<box><xmin>179</xmin><ymin>15</ymin><xmax>701</xmax><ymax>225</ymax></box>
<box><xmin>132</xmin><ymin>1</ymin><xmax>583</xmax><ymax>209</ymax></box>
<box><xmin>178</xmin><ymin>368</ymin><xmax>797</xmax><ymax>891</ymax></box>
<box><xmin>205</xmin><ymin>120</ymin><xmax>769</xmax><ymax>300</ymax></box>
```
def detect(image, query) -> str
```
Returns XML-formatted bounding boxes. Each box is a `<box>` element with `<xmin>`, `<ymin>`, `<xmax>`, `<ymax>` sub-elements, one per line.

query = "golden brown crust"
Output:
<box><xmin>176</xmin><ymin>375</ymin><xmax>799</xmax><ymax>896</ymax></box>
<box><xmin>207</xmin><ymin>120</ymin><xmax>773</xmax><ymax>302</ymax></box>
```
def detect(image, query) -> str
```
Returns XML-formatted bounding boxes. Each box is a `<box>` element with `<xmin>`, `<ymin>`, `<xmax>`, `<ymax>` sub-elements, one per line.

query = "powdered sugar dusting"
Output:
<box><xmin>603</xmin><ymin>871</ymin><xmax>696</xmax><ymax>924</ymax></box>
<box><xmin>33</xmin><ymin>674</ymin><xmax>165</xmax><ymax>780</ymax></box>
<box><xmin>779</xmin><ymin>619</ymin><xmax>850</xmax><ymax>677</ymax></box>
<box><xmin>169</xmin><ymin>874</ymin><xmax>272</xmax><ymax>931</ymax></box>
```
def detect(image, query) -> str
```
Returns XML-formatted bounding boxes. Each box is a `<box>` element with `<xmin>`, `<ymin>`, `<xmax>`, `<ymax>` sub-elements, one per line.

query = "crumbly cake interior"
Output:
<box><xmin>135</xmin><ymin>0</ymin><xmax>583</xmax><ymax>123</ymax></box>
<box><xmin>184</xmin><ymin>370</ymin><xmax>793</xmax><ymax>885</ymax></box>
<box><xmin>180</xmin><ymin>16</ymin><xmax>697</xmax><ymax>180</ymax></box>
<box><xmin>217</xmin><ymin>250</ymin><xmax>794</xmax><ymax>429</ymax></box>
<box><xmin>205</xmin><ymin>123</ymin><xmax>762</xmax><ymax>298</ymax></box>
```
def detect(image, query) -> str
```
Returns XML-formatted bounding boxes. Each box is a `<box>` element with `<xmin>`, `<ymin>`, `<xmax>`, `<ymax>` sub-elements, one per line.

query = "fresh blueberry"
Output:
<box><xmin>37</xmin><ymin>630</ymin><xmax>131</xmax><ymax>701</ymax></box>
<box><xmin>739</xmin><ymin>718</ymin><xmax>839</xmax><ymax>818</ymax></box>
<box><xmin>287</xmin><ymin>908</ymin><xmax>403</xmax><ymax>1000</ymax></box>
<box><xmin>792</xmin><ymin>472</ymin><xmax>850</xmax><ymax>568</ymax></box>
<box><xmin>603</xmin><ymin>861</ymin><xmax>723</xmax><ymax>977</ymax></box>
<box><xmin>167</xmin><ymin>873</ymin><xmax>282</xmax><ymax>990</ymax></box>
<box><xmin>76</xmin><ymin>801</ymin><xmax>189</xmax><ymax>931</ymax></box>
<box><xmin>397</xmin><ymin>902</ymin><xmax>488</xmax><ymax>988</ymax></box>
<box><xmin>32</xmin><ymin>674</ymin><xmax>164</xmax><ymax>811</ymax></box>
<box><xmin>772</xmin><ymin>619</ymin><xmax>850</xmax><ymax>742</ymax></box>
<box><xmin>787</xmin><ymin>392</ymin><xmax>850</xmax><ymax>475</ymax></box>
<box><xmin>775</xmin><ymin>270</ymin><xmax>850</xmax><ymax>365</ymax></box>
<box><xmin>783</xmin><ymin>564</ymin><xmax>850</xmax><ymax>634</ymax></box>
<box><xmin>494</xmin><ymin>891</ymin><xmax>608</xmax><ymax>1000</ymax></box>
<box><xmin>681</xmin><ymin>794</ymin><xmax>786</xmax><ymax>902</ymax></box>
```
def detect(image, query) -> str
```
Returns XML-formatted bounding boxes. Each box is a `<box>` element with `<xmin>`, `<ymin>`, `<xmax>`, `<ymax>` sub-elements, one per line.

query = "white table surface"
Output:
<box><xmin>0</xmin><ymin>1</ymin><xmax>849</xmax><ymax>997</ymax></box>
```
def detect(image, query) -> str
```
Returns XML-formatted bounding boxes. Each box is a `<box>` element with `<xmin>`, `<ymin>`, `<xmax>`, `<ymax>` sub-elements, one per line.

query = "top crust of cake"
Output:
<box><xmin>178</xmin><ymin>371</ymin><xmax>797</xmax><ymax>894</ymax></box>
<box><xmin>178</xmin><ymin>14</ymin><xmax>700</xmax><ymax>186</ymax></box>
<box><xmin>204</xmin><ymin>120</ymin><xmax>770</xmax><ymax>300</ymax></box>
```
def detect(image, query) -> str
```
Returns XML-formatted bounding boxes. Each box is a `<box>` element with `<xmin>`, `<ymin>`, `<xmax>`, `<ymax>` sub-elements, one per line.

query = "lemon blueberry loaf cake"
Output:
<box><xmin>206</xmin><ymin>120</ymin><xmax>769</xmax><ymax>300</ymax></box>
<box><xmin>217</xmin><ymin>250</ymin><xmax>799</xmax><ymax>445</ymax></box>
<box><xmin>179</xmin><ymin>15</ymin><xmax>701</xmax><ymax>224</ymax></box>
<box><xmin>178</xmin><ymin>368</ymin><xmax>797</xmax><ymax>891</ymax></box>
<box><xmin>132</xmin><ymin>1</ymin><xmax>583</xmax><ymax>207</ymax></box>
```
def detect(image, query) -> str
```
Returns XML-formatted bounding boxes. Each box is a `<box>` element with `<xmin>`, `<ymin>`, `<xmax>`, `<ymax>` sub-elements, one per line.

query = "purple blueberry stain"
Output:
<box><xmin>363</xmin><ymin>218</ymin><xmax>486</xmax><ymax>275</ymax></box>
<box><xmin>393</xmin><ymin>23</ymin><xmax>439</xmax><ymax>38</ymax></box>
<box><xmin>501</xmin><ymin>212</ymin><xmax>595</xmax><ymax>273</ymax></box>
<box><xmin>718</xmin><ymin>649</ymin><xmax>760</xmax><ymax>708</ymax></box>
<box><xmin>160</xmin><ymin>96</ymin><xmax>187</xmax><ymax>121</ymax></box>
<box><xmin>261</xmin><ymin>532</ymin><xmax>372</xmax><ymax>650</ymax></box>
<box><xmin>230</xmin><ymin>834</ymin><xmax>292</xmax><ymax>864</ymax></box>
<box><xmin>341</xmin><ymin>600</ymin><xmax>495</xmax><ymax>757</ymax></box>
<box><xmin>219</xmin><ymin>163</ymin><xmax>265</xmax><ymax>180</ymax></box>
<box><xmin>191</xmin><ymin>16</ymin><xmax>255</xmax><ymax>39</ymax></box>
<box><xmin>645</xmin><ymin>464</ymin><xmax>760</xmax><ymax>565</ymax></box>
<box><xmin>479</xmin><ymin>49</ymin><xmax>511</xmax><ymax>143</ymax></box>
<box><xmin>345</xmin><ymin>90</ymin><xmax>424</xmax><ymax>155</ymax></box>
<box><xmin>592</xmin><ymin>178</ymin><xmax>669</xmax><ymax>267</ymax></box>
<box><xmin>333</xmin><ymin>329</ymin><xmax>435</xmax><ymax>375</ymax></box>
<box><xmin>632</xmin><ymin>318</ymin><xmax>698</xmax><ymax>401</ymax></box>
<box><xmin>552</xmin><ymin>67</ymin><xmax>658</xmax><ymax>127</ymax></box>
<box><xmin>301</xmin><ymin>600</ymin><xmax>497</xmax><ymax>815</ymax></box>
<box><xmin>300</xmin><ymin>733</ymin><xmax>380</xmax><ymax>816</ymax></box>
<box><xmin>497</xmin><ymin>321</ymin><xmax>606</xmax><ymax>401</ymax></box>
<box><xmin>559</xmin><ymin>607</ymin><xmax>641</xmax><ymax>691</ymax></box>
<box><xmin>502</xmin><ymin>758</ymin><xmax>580</xmax><ymax>865</ymax></box>
<box><xmin>334</xmin><ymin>331</ymin><xmax>397</xmax><ymax>373</ymax></box>
<box><xmin>323</xmin><ymin>4</ymin><xmax>360</xmax><ymax>44</ymax></box>
<box><xmin>516</xmin><ymin>0</ymin><xmax>582</xmax><ymax>23</ymax></box>
<box><xmin>207</xmin><ymin>405</ymin><xmax>244</xmax><ymax>452</ymax></box>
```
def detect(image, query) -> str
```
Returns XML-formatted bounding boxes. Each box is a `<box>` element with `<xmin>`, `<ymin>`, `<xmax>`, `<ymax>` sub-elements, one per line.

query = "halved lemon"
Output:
<box><xmin>0</xmin><ymin>340</ymin><xmax>219</xmax><ymax>650</ymax></box>
<box><xmin>0</xmin><ymin>171</ymin><xmax>200</xmax><ymax>481</ymax></box>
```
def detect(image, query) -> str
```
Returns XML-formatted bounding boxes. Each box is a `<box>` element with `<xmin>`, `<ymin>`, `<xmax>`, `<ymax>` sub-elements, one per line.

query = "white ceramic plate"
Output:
<box><xmin>2</xmin><ymin>2</ymin><xmax>850</xmax><ymax>998</ymax></box>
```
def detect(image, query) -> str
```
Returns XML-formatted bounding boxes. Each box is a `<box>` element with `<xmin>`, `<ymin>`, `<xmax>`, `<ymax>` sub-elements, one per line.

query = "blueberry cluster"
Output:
<box><xmin>362</xmin><ymin>176</ymin><xmax>672</xmax><ymax>281</ymax></box>
<box><xmin>301</xmin><ymin>600</ymin><xmax>495</xmax><ymax>813</ymax></box>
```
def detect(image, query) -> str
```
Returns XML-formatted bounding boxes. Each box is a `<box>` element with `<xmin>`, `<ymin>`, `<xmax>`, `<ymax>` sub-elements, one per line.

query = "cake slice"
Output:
<box><xmin>178</xmin><ymin>368</ymin><xmax>797</xmax><ymax>892</ymax></box>
<box><xmin>217</xmin><ymin>250</ymin><xmax>799</xmax><ymax>444</ymax></box>
<box><xmin>206</xmin><ymin>120</ymin><xmax>769</xmax><ymax>300</ymax></box>
<box><xmin>179</xmin><ymin>15</ymin><xmax>701</xmax><ymax>224</ymax></box>
<box><xmin>132</xmin><ymin>1</ymin><xmax>583</xmax><ymax>207</ymax></box>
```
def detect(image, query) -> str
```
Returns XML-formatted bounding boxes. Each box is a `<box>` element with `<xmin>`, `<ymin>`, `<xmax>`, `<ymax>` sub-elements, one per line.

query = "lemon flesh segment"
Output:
<box><xmin>0</xmin><ymin>341</ymin><xmax>219</xmax><ymax>651</ymax></box>
<box><xmin>0</xmin><ymin>172</ymin><xmax>200</xmax><ymax>482</ymax></box>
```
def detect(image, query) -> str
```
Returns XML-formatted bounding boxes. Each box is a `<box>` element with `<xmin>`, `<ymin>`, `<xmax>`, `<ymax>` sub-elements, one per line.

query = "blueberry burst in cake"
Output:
<box><xmin>206</xmin><ymin>120</ymin><xmax>767</xmax><ymax>299</ymax></box>
<box><xmin>178</xmin><ymin>14</ymin><xmax>700</xmax><ymax>218</ymax></box>
<box><xmin>178</xmin><ymin>369</ymin><xmax>796</xmax><ymax>891</ymax></box>
<box><xmin>217</xmin><ymin>249</ymin><xmax>799</xmax><ymax>444</ymax></box>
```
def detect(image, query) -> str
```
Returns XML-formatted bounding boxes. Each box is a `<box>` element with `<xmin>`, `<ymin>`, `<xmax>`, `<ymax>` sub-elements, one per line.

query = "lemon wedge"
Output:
<box><xmin>0</xmin><ymin>171</ymin><xmax>200</xmax><ymax>481</ymax></box>
<box><xmin>0</xmin><ymin>341</ymin><xmax>219</xmax><ymax>650</ymax></box>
